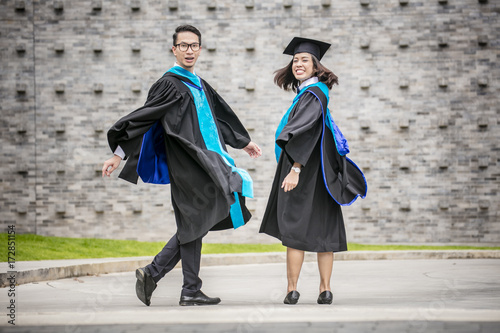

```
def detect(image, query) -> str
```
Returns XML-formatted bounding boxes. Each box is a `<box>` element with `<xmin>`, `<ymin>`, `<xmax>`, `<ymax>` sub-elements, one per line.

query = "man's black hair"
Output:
<box><xmin>173</xmin><ymin>25</ymin><xmax>202</xmax><ymax>46</ymax></box>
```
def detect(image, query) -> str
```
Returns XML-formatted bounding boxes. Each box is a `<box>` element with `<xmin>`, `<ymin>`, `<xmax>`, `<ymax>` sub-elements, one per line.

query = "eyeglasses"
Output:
<box><xmin>174</xmin><ymin>43</ymin><xmax>200</xmax><ymax>52</ymax></box>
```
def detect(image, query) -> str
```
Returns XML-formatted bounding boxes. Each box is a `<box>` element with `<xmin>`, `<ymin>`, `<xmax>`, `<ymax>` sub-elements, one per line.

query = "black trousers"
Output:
<box><xmin>146</xmin><ymin>233</ymin><xmax>203</xmax><ymax>297</ymax></box>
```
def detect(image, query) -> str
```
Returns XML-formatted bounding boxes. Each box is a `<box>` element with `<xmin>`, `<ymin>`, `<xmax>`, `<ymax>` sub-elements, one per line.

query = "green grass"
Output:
<box><xmin>1</xmin><ymin>233</ymin><xmax>499</xmax><ymax>262</ymax></box>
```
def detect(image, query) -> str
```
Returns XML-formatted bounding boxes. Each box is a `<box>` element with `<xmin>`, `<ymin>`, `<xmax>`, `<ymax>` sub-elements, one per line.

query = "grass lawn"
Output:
<box><xmin>1</xmin><ymin>233</ymin><xmax>499</xmax><ymax>262</ymax></box>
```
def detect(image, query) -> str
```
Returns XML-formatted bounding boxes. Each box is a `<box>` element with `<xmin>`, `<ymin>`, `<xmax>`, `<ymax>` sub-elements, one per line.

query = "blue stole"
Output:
<box><xmin>274</xmin><ymin>81</ymin><xmax>350</xmax><ymax>163</ymax></box>
<box><xmin>138</xmin><ymin>66</ymin><xmax>252</xmax><ymax>229</ymax></box>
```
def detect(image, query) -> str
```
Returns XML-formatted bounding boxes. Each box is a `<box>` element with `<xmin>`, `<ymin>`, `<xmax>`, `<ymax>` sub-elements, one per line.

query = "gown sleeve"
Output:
<box><xmin>276</xmin><ymin>92</ymin><xmax>323</xmax><ymax>167</ymax></box>
<box><xmin>106</xmin><ymin>78</ymin><xmax>182</xmax><ymax>183</ymax></box>
<box><xmin>203</xmin><ymin>80</ymin><xmax>251</xmax><ymax>149</ymax></box>
<box><xmin>107</xmin><ymin>78</ymin><xmax>181</xmax><ymax>156</ymax></box>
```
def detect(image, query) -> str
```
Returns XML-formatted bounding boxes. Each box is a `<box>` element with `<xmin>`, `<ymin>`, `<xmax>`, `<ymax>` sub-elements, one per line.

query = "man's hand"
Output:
<box><xmin>102</xmin><ymin>155</ymin><xmax>122</xmax><ymax>177</ymax></box>
<box><xmin>243</xmin><ymin>141</ymin><xmax>262</xmax><ymax>159</ymax></box>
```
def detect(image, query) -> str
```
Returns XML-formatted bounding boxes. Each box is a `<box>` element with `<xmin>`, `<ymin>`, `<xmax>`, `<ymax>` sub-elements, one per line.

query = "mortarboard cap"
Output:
<box><xmin>283</xmin><ymin>37</ymin><xmax>331</xmax><ymax>61</ymax></box>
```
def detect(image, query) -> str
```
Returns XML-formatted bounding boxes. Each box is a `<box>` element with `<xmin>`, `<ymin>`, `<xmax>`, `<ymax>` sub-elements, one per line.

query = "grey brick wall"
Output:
<box><xmin>1</xmin><ymin>0</ymin><xmax>498</xmax><ymax>245</ymax></box>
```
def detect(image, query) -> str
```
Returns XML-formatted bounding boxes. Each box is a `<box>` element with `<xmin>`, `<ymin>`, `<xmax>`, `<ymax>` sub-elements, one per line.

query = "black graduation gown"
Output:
<box><xmin>260</xmin><ymin>90</ymin><xmax>353</xmax><ymax>253</ymax></box>
<box><xmin>107</xmin><ymin>72</ymin><xmax>252</xmax><ymax>244</ymax></box>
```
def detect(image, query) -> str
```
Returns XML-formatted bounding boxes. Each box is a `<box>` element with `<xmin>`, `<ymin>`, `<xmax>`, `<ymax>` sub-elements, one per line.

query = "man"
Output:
<box><xmin>102</xmin><ymin>25</ymin><xmax>261</xmax><ymax>306</ymax></box>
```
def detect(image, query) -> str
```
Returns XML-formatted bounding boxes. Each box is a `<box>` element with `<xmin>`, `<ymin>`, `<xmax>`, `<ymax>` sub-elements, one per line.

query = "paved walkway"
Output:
<box><xmin>1</xmin><ymin>257</ymin><xmax>499</xmax><ymax>332</ymax></box>
<box><xmin>2</xmin><ymin>250</ymin><xmax>499</xmax><ymax>287</ymax></box>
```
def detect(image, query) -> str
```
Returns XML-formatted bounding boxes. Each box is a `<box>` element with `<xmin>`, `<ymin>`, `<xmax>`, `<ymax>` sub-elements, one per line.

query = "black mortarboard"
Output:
<box><xmin>283</xmin><ymin>37</ymin><xmax>331</xmax><ymax>60</ymax></box>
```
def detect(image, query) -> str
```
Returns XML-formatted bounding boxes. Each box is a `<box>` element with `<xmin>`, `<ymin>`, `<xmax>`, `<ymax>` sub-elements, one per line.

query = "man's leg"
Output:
<box><xmin>178</xmin><ymin>235</ymin><xmax>221</xmax><ymax>306</ymax></box>
<box><xmin>147</xmin><ymin>234</ymin><xmax>182</xmax><ymax>282</ymax></box>
<box><xmin>136</xmin><ymin>234</ymin><xmax>181</xmax><ymax>306</ymax></box>
<box><xmin>179</xmin><ymin>236</ymin><xmax>203</xmax><ymax>297</ymax></box>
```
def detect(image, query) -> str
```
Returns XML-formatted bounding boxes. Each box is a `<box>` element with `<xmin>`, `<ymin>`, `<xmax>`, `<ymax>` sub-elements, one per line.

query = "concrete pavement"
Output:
<box><xmin>1</xmin><ymin>257</ymin><xmax>499</xmax><ymax>332</ymax></box>
<box><xmin>2</xmin><ymin>250</ymin><xmax>500</xmax><ymax>287</ymax></box>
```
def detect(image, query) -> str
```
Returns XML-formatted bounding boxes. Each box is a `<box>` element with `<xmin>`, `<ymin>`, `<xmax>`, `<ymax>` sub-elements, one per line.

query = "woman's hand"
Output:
<box><xmin>243</xmin><ymin>141</ymin><xmax>262</xmax><ymax>159</ymax></box>
<box><xmin>281</xmin><ymin>163</ymin><xmax>302</xmax><ymax>192</ymax></box>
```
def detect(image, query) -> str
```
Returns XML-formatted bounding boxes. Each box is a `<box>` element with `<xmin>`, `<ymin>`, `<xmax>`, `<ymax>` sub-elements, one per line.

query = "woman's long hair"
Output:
<box><xmin>274</xmin><ymin>54</ymin><xmax>338</xmax><ymax>91</ymax></box>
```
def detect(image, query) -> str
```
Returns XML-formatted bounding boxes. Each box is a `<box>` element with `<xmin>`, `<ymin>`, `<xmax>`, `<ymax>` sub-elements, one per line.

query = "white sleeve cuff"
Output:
<box><xmin>114</xmin><ymin>145</ymin><xmax>126</xmax><ymax>159</ymax></box>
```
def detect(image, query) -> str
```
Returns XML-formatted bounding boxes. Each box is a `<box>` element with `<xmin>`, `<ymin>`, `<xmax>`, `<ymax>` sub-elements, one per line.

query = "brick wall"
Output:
<box><xmin>1</xmin><ymin>0</ymin><xmax>498</xmax><ymax>244</ymax></box>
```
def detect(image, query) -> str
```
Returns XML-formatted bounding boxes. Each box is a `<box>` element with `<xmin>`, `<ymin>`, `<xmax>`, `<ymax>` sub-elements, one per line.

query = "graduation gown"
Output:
<box><xmin>107</xmin><ymin>69</ymin><xmax>252</xmax><ymax>244</ymax></box>
<box><xmin>259</xmin><ymin>83</ymin><xmax>367</xmax><ymax>253</ymax></box>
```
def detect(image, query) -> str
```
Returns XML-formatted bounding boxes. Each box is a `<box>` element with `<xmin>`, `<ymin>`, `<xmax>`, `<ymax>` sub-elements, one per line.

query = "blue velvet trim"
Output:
<box><xmin>137</xmin><ymin>122</ymin><xmax>171</xmax><ymax>184</ymax></box>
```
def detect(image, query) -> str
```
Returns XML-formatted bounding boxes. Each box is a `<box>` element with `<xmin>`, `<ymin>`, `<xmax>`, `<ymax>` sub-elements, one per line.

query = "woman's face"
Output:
<box><xmin>292</xmin><ymin>52</ymin><xmax>315</xmax><ymax>82</ymax></box>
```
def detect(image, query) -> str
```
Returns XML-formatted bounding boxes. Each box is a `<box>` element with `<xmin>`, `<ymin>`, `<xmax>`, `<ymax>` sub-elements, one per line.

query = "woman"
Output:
<box><xmin>260</xmin><ymin>37</ymin><xmax>367</xmax><ymax>305</ymax></box>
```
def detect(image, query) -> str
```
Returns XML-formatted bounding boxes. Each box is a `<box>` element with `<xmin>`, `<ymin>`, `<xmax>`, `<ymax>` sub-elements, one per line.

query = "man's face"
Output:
<box><xmin>172</xmin><ymin>31</ymin><xmax>201</xmax><ymax>72</ymax></box>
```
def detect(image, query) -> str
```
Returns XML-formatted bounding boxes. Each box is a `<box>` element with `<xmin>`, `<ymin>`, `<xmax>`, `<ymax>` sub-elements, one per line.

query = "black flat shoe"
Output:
<box><xmin>135</xmin><ymin>267</ymin><xmax>157</xmax><ymax>306</ymax></box>
<box><xmin>317</xmin><ymin>290</ymin><xmax>333</xmax><ymax>304</ymax></box>
<box><xmin>179</xmin><ymin>290</ymin><xmax>221</xmax><ymax>306</ymax></box>
<box><xmin>283</xmin><ymin>290</ymin><xmax>300</xmax><ymax>305</ymax></box>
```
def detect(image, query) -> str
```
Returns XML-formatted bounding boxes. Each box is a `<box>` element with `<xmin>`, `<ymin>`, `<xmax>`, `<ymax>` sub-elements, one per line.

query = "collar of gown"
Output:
<box><xmin>297</xmin><ymin>76</ymin><xmax>319</xmax><ymax>93</ymax></box>
<box><xmin>174</xmin><ymin>62</ymin><xmax>196</xmax><ymax>76</ymax></box>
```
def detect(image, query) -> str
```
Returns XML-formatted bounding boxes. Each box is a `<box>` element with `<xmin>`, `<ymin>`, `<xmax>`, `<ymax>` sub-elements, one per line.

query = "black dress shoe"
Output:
<box><xmin>135</xmin><ymin>267</ymin><xmax>157</xmax><ymax>306</ymax></box>
<box><xmin>283</xmin><ymin>290</ymin><xmax>300</xmax><ymax>305</ymax></box>
<box><xmin>179</xmin><ymin>290</ymin><xmax>221</xmax><ymax>306</ymax></box>
<box><xmin>317</xmin><ymin>290</ymin><xmax>333</xmax><ymax>304</ymax></box>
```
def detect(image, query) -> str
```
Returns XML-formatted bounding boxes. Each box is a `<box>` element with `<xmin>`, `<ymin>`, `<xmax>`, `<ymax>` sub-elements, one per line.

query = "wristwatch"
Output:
<box><xmin>291</xmin><ymin>166</ymin><xmax>301</xmax><ymax>174</ymax></box>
